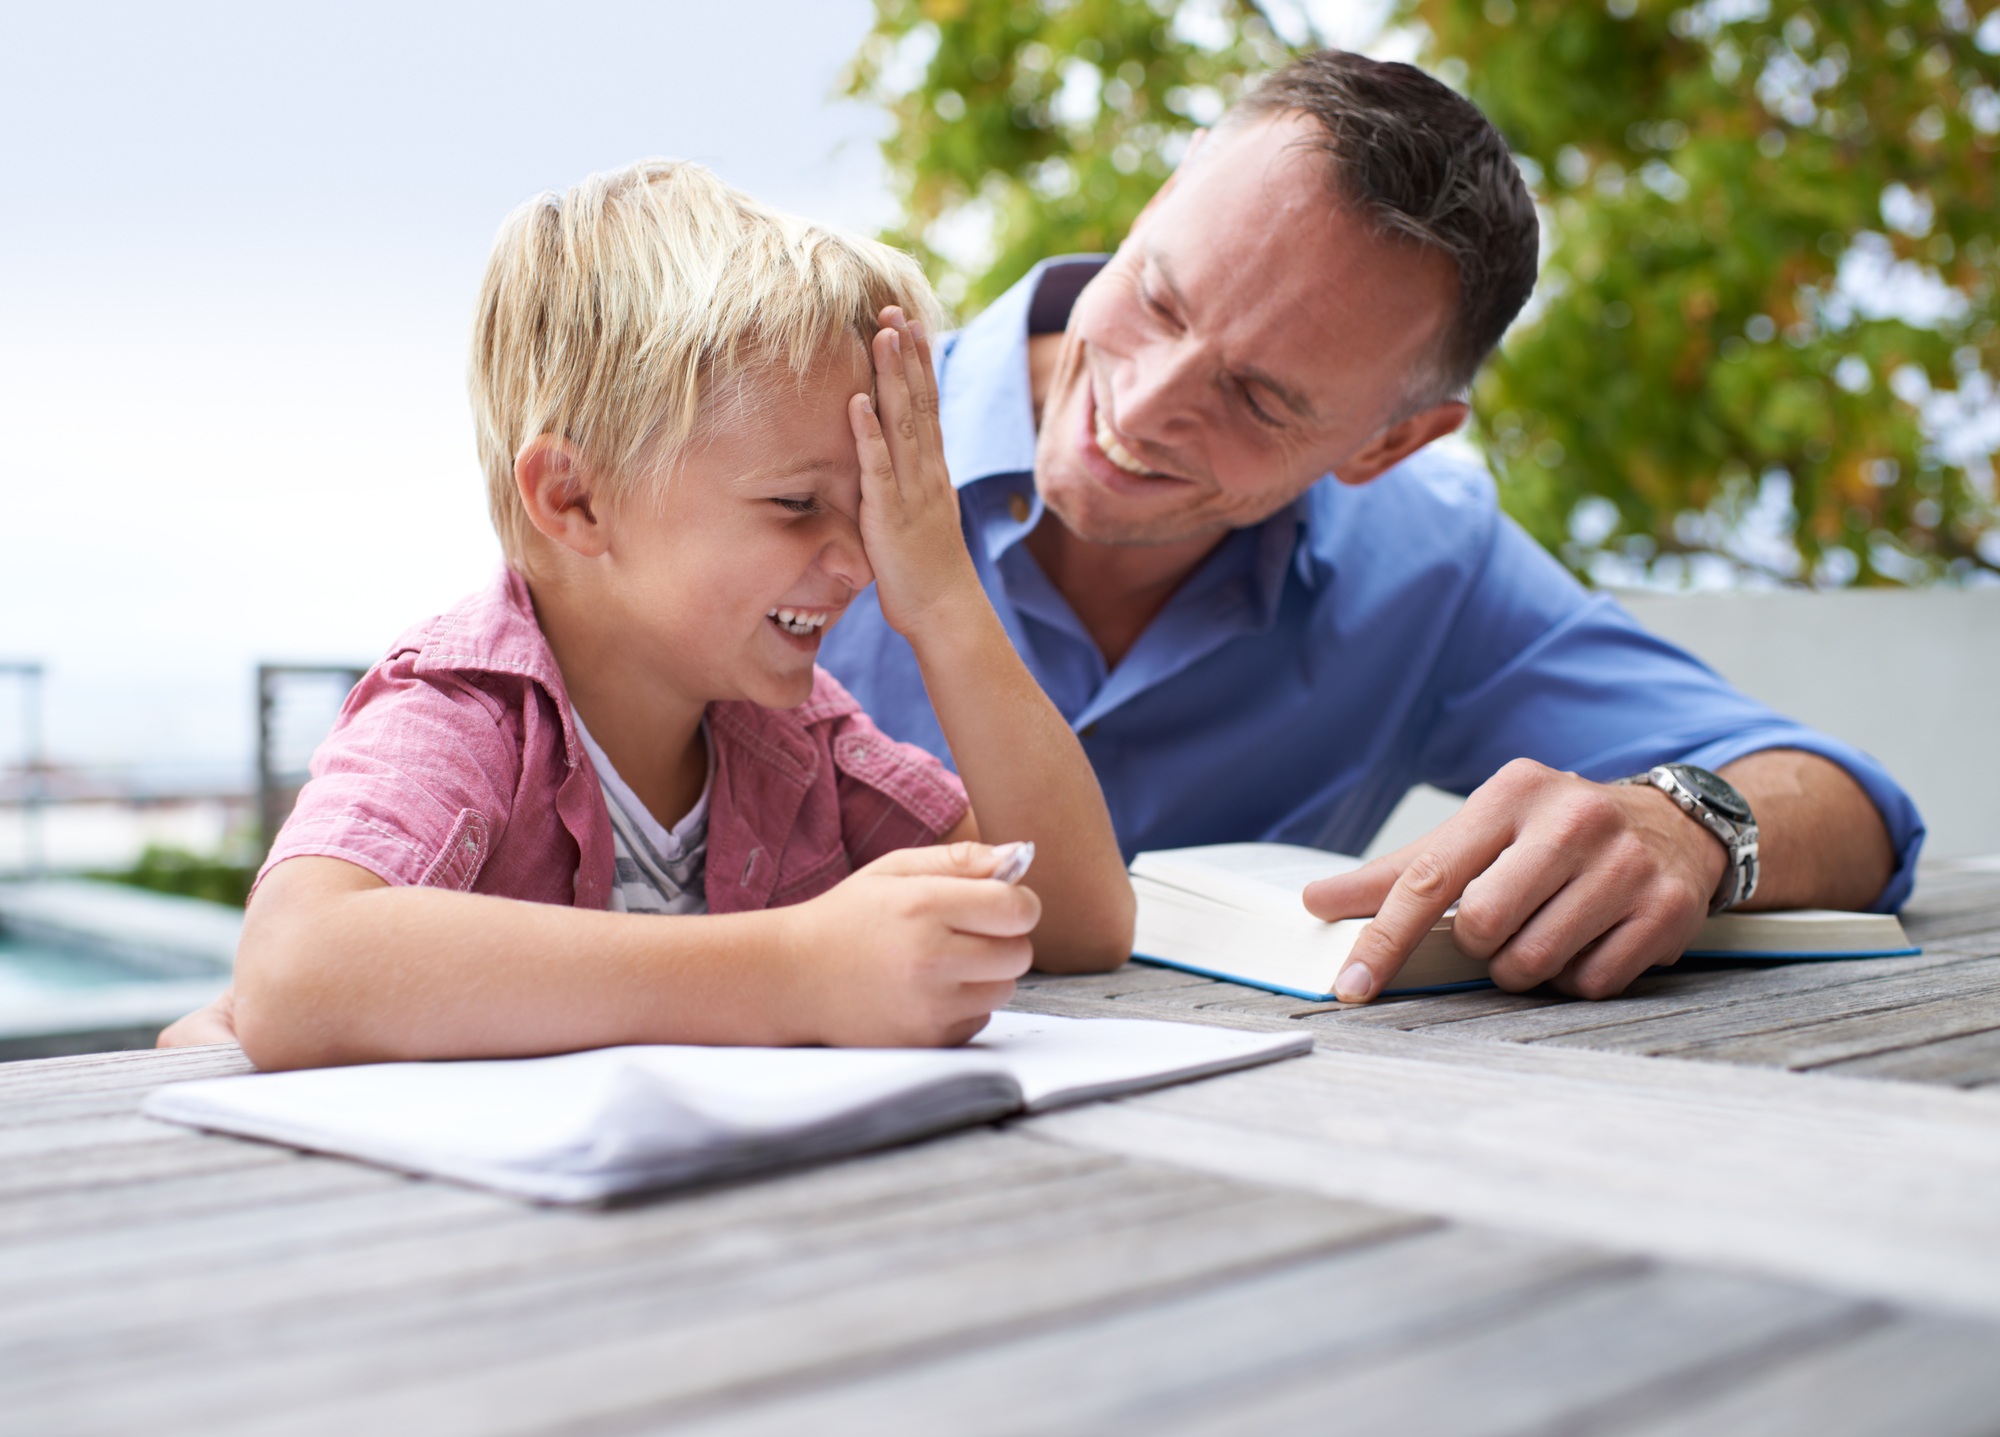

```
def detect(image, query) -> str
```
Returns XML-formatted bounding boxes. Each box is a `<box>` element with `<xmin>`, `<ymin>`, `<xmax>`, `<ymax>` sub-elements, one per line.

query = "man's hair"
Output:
<box><xmin>1227</xmin><ymin>50</ymin><xmax>1539</xmax><ymax>408</ymax></box>
<box><xmin>470</xmin><ymin>158</ymin><xmax>942</xmax><ymax>562</ymax></box>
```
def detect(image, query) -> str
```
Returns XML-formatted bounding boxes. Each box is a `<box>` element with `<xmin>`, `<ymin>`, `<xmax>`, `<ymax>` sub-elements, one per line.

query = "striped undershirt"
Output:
<box><xmin>572</xmin><ymin>714</ymin><xmax>712</xmax><ymax>916</ymax></box>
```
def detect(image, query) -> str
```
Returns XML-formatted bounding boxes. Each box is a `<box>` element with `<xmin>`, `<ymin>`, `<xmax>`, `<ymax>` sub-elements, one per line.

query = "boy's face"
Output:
<box><xmin>597</xmin><ymin>339</ymin><xmax>876</xmax><ymax>710</ymax></box>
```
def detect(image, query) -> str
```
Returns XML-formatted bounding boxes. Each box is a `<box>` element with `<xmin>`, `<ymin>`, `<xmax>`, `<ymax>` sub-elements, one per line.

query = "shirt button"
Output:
<box><xmin>1080</xmin><ymin>722</ymin><xmax>1099</xmax><ymax>738</ymax></box>
<box><xmin>1008</xmin><ymin>492</ymin><xmax>1031</xmax><ymax>524</ymax></box>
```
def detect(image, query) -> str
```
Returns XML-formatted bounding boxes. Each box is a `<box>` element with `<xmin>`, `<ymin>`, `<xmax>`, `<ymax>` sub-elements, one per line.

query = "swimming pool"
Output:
<box><xmin>0</xmin><ymin>881</ymin><xmax>236</xmax><ymax>1060</ymax></box>
<box><xmin>0</xmin><ymin>930</ymin><xmax>166</xmax><ymax>999</ymax></box>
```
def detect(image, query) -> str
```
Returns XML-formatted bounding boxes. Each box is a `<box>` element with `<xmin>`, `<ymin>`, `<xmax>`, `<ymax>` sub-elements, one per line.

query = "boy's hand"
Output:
<box><xmin>849</xmin><ymin>307</ymin><xmax>984</xmax><ymax>642</ymax></box>
<box><xmin>158</xmin><ymin>987</ymin><xmax>241</xmax><ymax>1048</ymax></box>
<box><xmin>783</xmin><ymin>841</ymin><xmax>1040</xmax><ymax>1046</ymax></box>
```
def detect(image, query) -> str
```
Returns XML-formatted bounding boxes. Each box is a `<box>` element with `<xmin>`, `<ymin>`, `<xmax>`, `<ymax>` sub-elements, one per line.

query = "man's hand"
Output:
<box><xmin>1303</xmin><ymin>758</ymin><xmax>1726</xmax><ymax>1002</ymax></box>
<box><xmin>848</xmin><ymin>306</ymin><xmax>985</xmax><ymax>643</ymax></box>
<box><xmin>782</xmin><ymin>841</ymin><xmax>1041</xmax><ymax>1046</ymax></box>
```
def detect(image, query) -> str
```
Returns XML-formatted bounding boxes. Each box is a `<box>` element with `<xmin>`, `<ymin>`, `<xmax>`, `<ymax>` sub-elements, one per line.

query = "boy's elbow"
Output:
<box><xmin>232</xmin><ymin>931</ymin><xmax>356</xmax><ymax>1072</ymax></box>
<box><xmin>232</xmin><ymin>968</ymin><xmax>333</xmax><ymax>1072</ymax></box>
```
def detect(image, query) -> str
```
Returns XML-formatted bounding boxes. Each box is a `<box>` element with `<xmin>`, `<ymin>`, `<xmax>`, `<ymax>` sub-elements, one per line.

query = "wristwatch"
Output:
<box><xmin>1615</xmin><ymin>763</ymin><xmax>1759</xmax><ymax>913</ymax></box>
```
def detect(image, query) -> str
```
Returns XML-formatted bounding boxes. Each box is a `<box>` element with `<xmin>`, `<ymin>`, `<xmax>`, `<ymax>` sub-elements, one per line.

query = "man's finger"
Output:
<box><xmin>1547</xmin><ymin>916</ymin><xmax>1673</xmax><ymax>1001</ymax></box>
<box><xmin>1335</xmin><ymin>816</ymin><xmax>1513</xmax><ymax>1002</ymax></box>
<box><xmin>1483</xmin><ymin>877</ymin><xmax>1626</xmax><ymax>991</ymax></box>
<box><xmin>1301</xmin><ymin>854</ymin><xmax>1402</xmax><ymax>921</ymax></box>
<box><xmin>1449</xmin><ymin>835</ymin><xmax>1579</xmax><ymax>962</ymax></box>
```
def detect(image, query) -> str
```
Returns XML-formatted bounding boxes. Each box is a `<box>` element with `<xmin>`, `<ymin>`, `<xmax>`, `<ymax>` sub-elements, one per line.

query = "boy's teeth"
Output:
<box><xmin>767</xmin><ymin>607</ymin><xmax>828</xmax><ymax>637</ymax></box>
<box><xmin>1094</xmin><ymin>412</ymin><xmax>1154</xmax><ymax>476</ymax></box>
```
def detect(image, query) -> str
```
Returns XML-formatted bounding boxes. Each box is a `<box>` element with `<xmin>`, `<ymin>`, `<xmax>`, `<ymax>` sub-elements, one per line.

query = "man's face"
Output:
<box><xmin>1033</xmin><ymin>113</ymin><xmax>1461</xmax><ymax>547</ymax></box>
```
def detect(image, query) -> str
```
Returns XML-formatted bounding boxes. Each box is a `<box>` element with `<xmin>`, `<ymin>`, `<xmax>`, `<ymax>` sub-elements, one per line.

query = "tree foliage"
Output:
<box><xmin>1419</xmin><ymin>0</ymin><xmax>2000</xmax><ymax>586</ymax></box>
<box><xmin>848</xmin><ymin>0</ymin><xmax>2000</xmax><ymax>585</ymax></box>
<box><xmin>845</xmin><ymin>0</ymin><xmax>1312</xmax><ymax>311</ymax></box>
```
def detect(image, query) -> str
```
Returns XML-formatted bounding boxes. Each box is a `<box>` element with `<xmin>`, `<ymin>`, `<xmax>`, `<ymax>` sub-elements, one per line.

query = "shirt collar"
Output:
<box><xmin>939</xmin><ymin>255</ymin><xmax>1106</xmax><ymax>494</ymax></box>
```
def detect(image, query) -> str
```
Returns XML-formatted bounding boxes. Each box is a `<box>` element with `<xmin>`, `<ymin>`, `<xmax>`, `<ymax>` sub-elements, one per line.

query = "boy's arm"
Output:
<box><xmin>229</xmin><ymin>847</ymin><xmax>1037</xmax><ymax>1070</ymax></box>
<box><xmin>852</xmin><ymin>311</ymin><xmax>1135</xmax><ymax>974</ymax></box>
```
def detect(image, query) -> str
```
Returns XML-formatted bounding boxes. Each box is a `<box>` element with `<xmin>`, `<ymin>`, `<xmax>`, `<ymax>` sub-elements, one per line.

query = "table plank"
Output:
<box><xmin>1673</xmin><ymin>989</ymin><xmax>2000</xmax><ymax>1072</ymax></box>
<box><xmin>1524</xmin><ymin>958</ymin><xmax>2000</xmax><ymax>1060</ymax></box>
<box><xmin>6</xmin><ymin>1024</ymin><xmax>2000</xmax><ymax>1435</ymax></box>
<box><xmin>1330</xmin><ymin>953</ymin><xmax>1979</xmax><ymax>1042</ymax></box>
<box><xmin>0</xmin><ymin>1042</ymin><xmax>252</xmax><ymax>1097</ymax></box>
<box><xmin>676</xmin><ymin>1258</ymin><xmax>1889</xmax><ymax>1437</ymax></box>
<box><xmin>1149</xmin><ymin>1267</ymin><xmax>1876</xmax><ymax>1437</ymax></box>
<box><xmin>661</xmin><ymin>1229</ymin><xmax>1644</xmax><ymax>1437</ymax></box>
<box><xmin>1613</xmin><ymin>1311</ymin><xmax>2000</xmax><ymax>1437</ymax></box>
<box><xmin>7</xmin><ymin>1134</ymin><xmax>1421</xmax><ymax>1435</ymax></box>
<box><xmin>1028</xmin><ymin>1026</ymin><xmax>2000</xmax><ymax>1318</ymax></box>
<box><xmin>1812</xmin><ymin>1025</ymin><xmax>2000</xmax><ymax>1088</ymax></box>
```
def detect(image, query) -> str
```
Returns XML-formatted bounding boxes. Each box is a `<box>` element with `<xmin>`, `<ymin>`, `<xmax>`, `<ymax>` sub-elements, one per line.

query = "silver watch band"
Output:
<box><xmin>1615</xmin><ymin>765</ymin><xmax>1760</xmax><ymax>913</ymax></box>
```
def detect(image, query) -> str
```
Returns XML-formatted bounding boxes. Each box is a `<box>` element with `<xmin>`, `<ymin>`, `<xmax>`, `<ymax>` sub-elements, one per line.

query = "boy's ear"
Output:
<box><xmin>515</xmin><ymin>436</ymin><xmax>608</xmax><ymax>557</ymax></box>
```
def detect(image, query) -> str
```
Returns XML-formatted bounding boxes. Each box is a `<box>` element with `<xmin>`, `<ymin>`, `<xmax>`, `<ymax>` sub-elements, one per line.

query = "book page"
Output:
<box><xmin>1129</xmin><ymin>842</ymin><xmax>1365</xmax><ymax>918</ymax></box>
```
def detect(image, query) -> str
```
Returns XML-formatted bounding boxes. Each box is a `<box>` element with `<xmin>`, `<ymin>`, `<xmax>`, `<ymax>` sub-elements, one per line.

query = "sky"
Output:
<box><xmin>0</xmin><ymin>0</ymin><xmax>1396</xmax><ymax>787</ymax></box>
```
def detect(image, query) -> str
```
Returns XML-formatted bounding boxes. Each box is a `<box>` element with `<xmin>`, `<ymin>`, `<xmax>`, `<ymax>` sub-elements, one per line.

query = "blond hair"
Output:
<box><xmin>469</xmin><ymin>159</ymin><xmax>944</xmax><ymax>561</ymax></box>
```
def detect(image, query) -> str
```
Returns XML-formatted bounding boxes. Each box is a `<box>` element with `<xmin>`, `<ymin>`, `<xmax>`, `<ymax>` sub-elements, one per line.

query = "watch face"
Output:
<box><xmin>1670</xmin><ymin>765</ymin><xmax>1753</xmax><ymax>823</ymax></box>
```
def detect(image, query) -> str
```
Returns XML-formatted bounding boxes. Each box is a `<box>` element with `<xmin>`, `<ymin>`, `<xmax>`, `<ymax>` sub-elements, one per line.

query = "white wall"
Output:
<box><xmin>1364</xmin><ymin>589</ymin><xmax>1999</xmax><ymax>862</ymax></box>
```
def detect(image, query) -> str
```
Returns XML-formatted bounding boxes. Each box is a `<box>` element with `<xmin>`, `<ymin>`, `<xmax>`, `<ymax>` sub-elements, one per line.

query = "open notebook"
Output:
<box><xmin>1132</xmin><ymin>842</ymin><xmax>1919</xmax><ymax>1001</ymax></box>
<box><xmin>142</xmin><ymin>1012</ymin><xmax>1310</xmax><ymax>1203</ymax></box>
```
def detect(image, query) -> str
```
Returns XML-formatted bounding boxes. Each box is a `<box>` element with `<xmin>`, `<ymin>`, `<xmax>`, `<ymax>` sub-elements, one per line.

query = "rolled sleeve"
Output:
<box><xmin>1419</xmin><ymin>519</ymin><xmax>1926</xmax><ymax>913</ymax></box>
<box><xmin>258</xmin><ymin>656</ymin><xmax>521</xmax><ymax>896</ymax></box>
<box><xmin>1674</xmin><ymin>727</ymin><xmax>1925</xmax><ymax>913</ymax></box>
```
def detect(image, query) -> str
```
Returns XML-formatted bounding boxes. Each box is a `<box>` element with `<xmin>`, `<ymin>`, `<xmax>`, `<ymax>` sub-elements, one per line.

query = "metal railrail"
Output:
<box><xmin>257</xmin><ymin>664</ymin><xmax>368</xmax><ymax>858</ymax></box>
<box><xmin>0</xmin><ymin>662</ymin><xmax>45</xmax><ymax>876</ymax></box>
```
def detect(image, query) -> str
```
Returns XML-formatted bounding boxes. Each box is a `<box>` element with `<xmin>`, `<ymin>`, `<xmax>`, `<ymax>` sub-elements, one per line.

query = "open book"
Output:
<box><xmin>141</xmin><ymin>1012</ymin><xmax>1311</xmax><ymax>1203</ymax></box>
<box><xmin>1131</xmin><ymin>842</ymin><xmax>1919</xmax><ymax>1001</ymax></box>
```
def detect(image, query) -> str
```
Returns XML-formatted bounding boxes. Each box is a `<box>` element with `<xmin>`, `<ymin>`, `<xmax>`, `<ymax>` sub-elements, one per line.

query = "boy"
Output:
<box><xmin>162</xmin><ymin>160</ymin><xmax>1133</xmax><ymax>1068</ymax></box>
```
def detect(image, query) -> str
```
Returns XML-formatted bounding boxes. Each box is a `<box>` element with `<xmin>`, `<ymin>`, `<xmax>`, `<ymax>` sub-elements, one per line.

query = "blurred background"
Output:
<box><xmin>2</xmin><ymin>0</ymin><xmax>1996</xmax><ymax>917</ymax></box>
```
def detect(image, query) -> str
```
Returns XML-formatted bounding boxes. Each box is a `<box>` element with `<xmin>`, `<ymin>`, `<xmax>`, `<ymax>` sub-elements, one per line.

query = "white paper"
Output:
<box><xmin>970</xmin><ymin>1010</ymin><xmax>1312</xmax><ymax>1111</ymax></box>
<box><xmin>142</xmin><ymin>1012</ymin><xmax>1310</xmax><ymax>1202</ymax></box>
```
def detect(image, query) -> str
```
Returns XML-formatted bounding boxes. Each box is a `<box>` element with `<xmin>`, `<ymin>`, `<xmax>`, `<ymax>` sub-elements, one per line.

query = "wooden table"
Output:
<box><xmin>9</xmin><ymin>861</ymin><xmax>2000</xmax><ymax>1435</ymax></box>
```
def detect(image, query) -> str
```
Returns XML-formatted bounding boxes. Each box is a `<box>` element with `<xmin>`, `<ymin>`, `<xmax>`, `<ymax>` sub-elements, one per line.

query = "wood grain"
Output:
<box><xmin>9</xmin><ymin>874</ymin><xmax>2000</xmax><ymax>1436</ymax></box>
<box><xmin>1029</xmin><ymin>1025</ymin><xmax>2000</xmax><ymax>1318</ymax></box>
<box><xmin>1612</xmin><ymin>1311</ymin><xmax>2000</xmax><ymax>1437</ymax></box>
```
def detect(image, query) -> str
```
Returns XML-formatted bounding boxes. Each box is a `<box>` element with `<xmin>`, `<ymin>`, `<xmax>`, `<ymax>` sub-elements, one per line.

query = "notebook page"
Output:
<box><xmin>143</xmin><ymin>1045</ymin><xmax>1017</xmax><ymax>1200</ymax></box>
<box><xmin>971</xmin><ymin>1010</ymin><xmax>1313</xmax><ymax>1112</ymax></box>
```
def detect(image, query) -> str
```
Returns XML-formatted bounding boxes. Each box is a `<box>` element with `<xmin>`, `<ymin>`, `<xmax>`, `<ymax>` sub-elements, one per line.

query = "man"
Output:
<box><xmin>820</xmin><ymin>49</ymin><xmax>1921</xmax><ymax>1004</ymax></box>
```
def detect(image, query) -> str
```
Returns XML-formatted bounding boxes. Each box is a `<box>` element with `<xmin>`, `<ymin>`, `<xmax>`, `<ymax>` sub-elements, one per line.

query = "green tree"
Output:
<box><xmin>848</xmin><ymin>0</ymin><xmax>2000</xmax><ymax>585</ymax></box>
<box><xmin>1417</xmin><ymin>0</ymin><xmax>2000</xmax><ymax>586</ymax></box>
<box><xmin>844</xmin><ymin>0</ymin><xmax>1316</xmax><ymax>311</ymax></box>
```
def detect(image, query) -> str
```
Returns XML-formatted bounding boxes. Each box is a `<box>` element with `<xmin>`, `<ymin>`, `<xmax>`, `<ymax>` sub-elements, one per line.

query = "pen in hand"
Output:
<box><xmin>990</xmin><ymin>841</ymin><xmax>1035</xmax><ymax>886</ymax></box>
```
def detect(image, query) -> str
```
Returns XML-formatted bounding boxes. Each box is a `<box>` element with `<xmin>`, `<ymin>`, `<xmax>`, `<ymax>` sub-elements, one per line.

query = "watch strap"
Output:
<box><xmin>1615</xmin><ymin>765</ymin><xmax>1759</xmax><ymax>913</ymax></box>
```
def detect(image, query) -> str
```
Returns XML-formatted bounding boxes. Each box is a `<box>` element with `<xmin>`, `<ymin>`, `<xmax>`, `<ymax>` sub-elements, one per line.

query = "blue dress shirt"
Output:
<box><xmin>819</xmin><ymin>258</ymin><xmax>1925</xmax><ymax>910</ymax></box>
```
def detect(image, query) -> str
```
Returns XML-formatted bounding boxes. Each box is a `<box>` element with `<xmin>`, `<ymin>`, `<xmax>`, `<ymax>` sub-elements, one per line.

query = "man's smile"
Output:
<box><xmin>1077</xmin><ymin>381</ymin><xmax>1195</xmax><ymax>497</ymax></box>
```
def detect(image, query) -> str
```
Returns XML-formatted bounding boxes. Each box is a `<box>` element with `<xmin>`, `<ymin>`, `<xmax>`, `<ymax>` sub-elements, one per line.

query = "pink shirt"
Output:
<box><xmin>263</xmin><ymin>567</ymin><xmax>969</xmax><ymax>912</ymax></box>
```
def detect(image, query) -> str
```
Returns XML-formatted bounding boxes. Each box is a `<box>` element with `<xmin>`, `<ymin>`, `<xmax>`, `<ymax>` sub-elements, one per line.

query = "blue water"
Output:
<box><xmin>0</xmin><ymin>933</ymin><xmax>162</xmax><ymax>1004</ymax></box>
